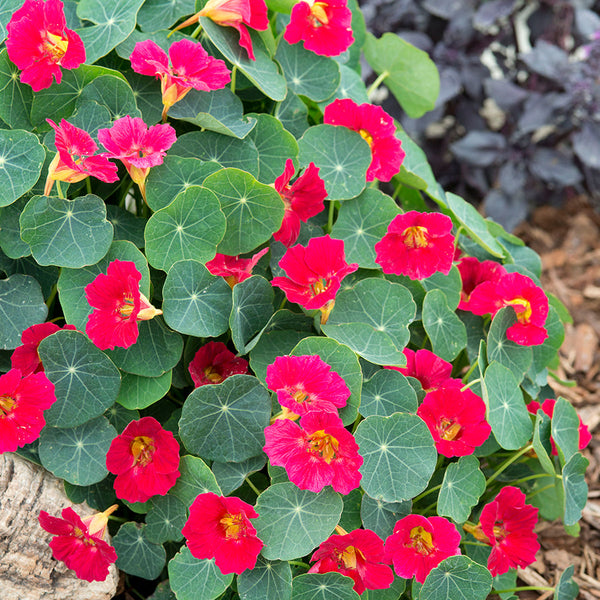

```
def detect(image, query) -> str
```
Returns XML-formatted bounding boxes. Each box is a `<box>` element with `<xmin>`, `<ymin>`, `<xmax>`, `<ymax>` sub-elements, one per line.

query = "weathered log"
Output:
<box><xmin>0</xmin><ymin>452</ymin><xmax>119</xmax><ymax>600</ymax></box>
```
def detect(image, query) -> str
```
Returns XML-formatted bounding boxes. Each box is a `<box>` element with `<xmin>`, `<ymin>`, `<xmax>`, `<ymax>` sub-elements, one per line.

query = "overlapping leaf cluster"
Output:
<box><xmin>0</xmin><ymin>1</ymin><xmax>586</xmax><ymax>599</ymax></box>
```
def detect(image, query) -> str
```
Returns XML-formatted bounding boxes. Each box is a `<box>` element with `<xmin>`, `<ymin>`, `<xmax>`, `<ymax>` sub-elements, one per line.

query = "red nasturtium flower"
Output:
<box><xmin>171</xmin><ymin>0</ymin><xmax>269</xmax><ymax>61</ymax></box>
<box><xmin>0</xmin><ymin>368</ymin><xmax>56</xmax><ymax>453</ymax></box>
<box><xmin>417</xmin><ymin>385</ymin><xmax>491</xmax><ymax>458</ymax></box>
<box><xmin>385</xmin><ymin>348</ymin><xmax>457</xmax><ymax>392</ymax></box>
<box><xmin>85</xmin><ymin>260</ymin><xmax>162</xmax><ymax>351</ymax></box>
<box><xmin>264</xmin><ymin>410</ymin><xmax>363</xmax><ymax>494</ymax></box>
<box><xmin>273</xmin><ymin>159</ymin><xmax>327</xmax><ymax>247</ymax></box>
<box><xmin>98</xmin><ymin>116</ymin><xmax>176</xmax><ymax>201</ymax></box>
<box><xmin>205</xmin><ymin>247</ymin><xmax>269</xmax><ymax>288</ymax></box>
<box><xmin>188</xmin><ymin>341</ymin><xmax>249</xmax><ymax>387</ymax></box>
<box><xmin>106</xmin><ymin>416</ymin><xmax>180</xmax><ymax>503</ymax></box>
<box><xmin>182</xmin><ymin>492</ymin><xmax>263</xmax><ymax>574</ymax></box>
<box><xmin>6</xmin><ymin>0</ymin><xmax>85</xmax><ymax>91</ymax></box>
<box><xmin>39</xmin><ymin>505</ymin><xmax>118</xmax><ymax>582</ymax></box>
<box><xmin>527</xmin><ymin>399</ymin><xmax>592</xmax><ymax>455</ymax></box>
<box><xmin>375</xmin><ymin>211</ymin><xmax>455</xmax><ymax>280</ymax></box>
<box><xmin>284</xmin><ymin>0</ymin><xmax>354</xmax><ymax>57</ymax></box>
<box><xmin>129</xmin><ymin>39</ymin><xmax>230</xmax><ymax>121</ymax></box>
<box><xmin>464</xmin><ymin>486</ymin><xmax>539</xmax><ymax>576</ymax></box>
<box><xmin>266</xmin><ymin>354</ymin><xmax>350</xmax><ymax>417</ymax></box>
<box><xmin>271</xmin><ymin>235</ymin><xmax>358</xmax><ymax>323</ymax></box>
<box><xmin>385</xmin><ymin>514</ymin><xmax>461</xmax><ymax>583</ymax></box>
<box><xmin>323</xmin><ymin>99</ymin><xmax>405</xmax><ymax>182</ymax></box>
<box><xmin>44</xmin><ymin>119</ymin><xmax>119</xmax><ymax>196</ymax></box>
<box><xmin>309</xmin><ymin>527</ymin><xmax>394</xmax><ymax>594</ymax></box>
<box><xmin>11</xmin><ymin>322</ymin><xmax>76</xmax><ymax>376</ymax></box>
<box><xmin>456</xmin><ymin>256</ymin><xmax>507</xmax><ymax>312</ymax></box>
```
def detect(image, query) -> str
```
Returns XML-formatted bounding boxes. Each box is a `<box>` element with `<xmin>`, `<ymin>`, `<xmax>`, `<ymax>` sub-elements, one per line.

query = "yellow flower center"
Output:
<box><xmin>220</xmin><ymin>512</ymin><xmax>246</xmax><ymax>539</ymax></box>
<box><xmin>204</xmin><ymin>366</ymin><xmax>224</xmax><ymax>383</ymax></box>
<box><xmin>359</xmin><ymin>128</ymin><xmax>374</xmax><ymax>147</ymax></box>
<box><xmin>130</xmin><ymin>435</ymin><xmax>155</xmax><ymax>466</ymax></box>
<box><xmin>292</xmin><ymin>389</ymin><xmax>308</xmax><ymax>404</ymax></box>
<box><xmin>438</xmin><ymin>418</ymin><xmax>462</xmax><ymax>441</ymax></box>
<box><xmin>119</xmin><ymin>294</ymin><xmax>135</xmax><ymax>319</ymax></box>
<box><xmin>308</xmin><ymin>429</ymin><xmax>339</xmax><ymax>463</ymax></box>
<box><xmin>0</xmin><ymin>394</ymin><xmax>16</xmax><ymax>416</ymax></box>
<box><xmin>505</xmin><ymin>297</ymin><xmax>532</xmax><ymax>324</ymax></box>
<box><xmin>409</xmin><ymin>525</ymin><xmax>435</xmax><ymax>556</ymax></box>
<box><xmin>402</xmin><ymin>225</ymin><xmax>429</xmax><ymax>249</ymax></box>
<box><xmin>310</xmin><ymin>278</ymin><xmax>330</xmax><ymax>297</ymax></box>
<box><xmin>45</xmin><ymin>31</ymin><xmax>69</xmax><ymax>62</ymax></box>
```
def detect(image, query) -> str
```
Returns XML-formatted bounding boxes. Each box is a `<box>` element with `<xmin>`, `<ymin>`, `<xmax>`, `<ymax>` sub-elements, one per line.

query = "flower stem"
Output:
<box><xmin>367</xmin><ymin>71</ymin><xmax>389</xmax><ymax>97</ymax></box>
<box><xmin>413</xmin><ymin>484</ymin><xmax>442</xmax><ymax>503</ymax></box>
<box><xmin>460</xmin><ymin>378</ymin><xmax>480</xmax><ymax>392</ymax></box>
<box><xmin>461</xmin><ymin>361</ymin><xmax>479</xmax><ymax>383</ymax></box>
<box><xmin>230</xmin><ymin>65</ymin><xmax>238</xmax><ymax>95</ymax></box>
<box><xmin>288</xmin><ymin>560</ymin><xmax>310</xmax><ymax>569</ymax></box>
<box><xmin>244</xmin><ymin>476</ymin><xmax>261</xmax><ymax>496</ymax></box>
<box><xmin>191</xmin><ymin>24</ymin><xmax>203</xmax><ymax>39</ymax></box>
<box><xmin>526</xmin><ymin>483</ymin><xmax>557</xmax><ymax>501</ymax></box>
<box><xmin>493</xmin><ymin>587</ymin><xmax>554</xmax><ymax>594</ymax></box>
<box><xmin>326</xmin><ymin>200</ymin><xmax>335</xmax><ymax>233</ymax></box>
<box><xmin>85</xmin><ymin>177</ymin><xmax>92</xmax><ymax>195</ymax></box>
<box><xmin>56</xmin><ymin>180</ymin><xmax>65</xmax><ymax>199</ymax></box>
<box><xmin>486</xmin><ymin>444</ymin><xmax>534</xmax><ymax>488</ymax></box>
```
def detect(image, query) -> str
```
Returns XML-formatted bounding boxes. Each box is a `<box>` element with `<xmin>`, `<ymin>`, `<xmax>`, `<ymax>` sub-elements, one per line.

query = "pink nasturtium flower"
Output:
<box><xmin>271</xmin><ymin>235</ymin><xmax>358</xmax><ymax>324</ymax></box>
<box><xmin>6</xmin><ymin>0</ymin><xmax>85</xmax><ymax>91</ymax></box>
<box><xmin>170</xmin><ymin>0</ymin><xmax>269</xmax><ymax>61</ymax></box>
<box><xmin>309</xmin><ymin>527</ymin><xmax>394</xmax><ymax>594</ymax></box>
<box><xmin>266</xmin><ymin>354</ymin><xmax>350</xmax><ymax>417</ymax></box>
<box><xmin>129</xmin><ymin>39</ymin><xmax>231</xmax><ymax>121</ymax></box>
<box><xmin>98</xmin><ymin>116</ymin><xmax>176</xmax><ymax>201</ymax></box>
<box><xmin>385</xmin><ymin>514</ymin><xmax>461</xmax><ymax>583</ymax></box>
<box><xmin>264</xmin><ymin>411</ymin><xmax>363</xmax><ymax>494</ymax></box>
<box><xmin>85</xmin><ymin>259</ymin><xmax>162</xmax><ymax>351</ymax></box>
<box><xmin>205</xmin><ymin>247</ymin><xmax>269</xmax><ymax>288</ymax></box>
<box><xmin>0</xmin><ymin>368</ymin><xmax>56</xmax><ymax>453</ymax></box>
<box><xmin>456</xmin><ymin>256</ymin><xmax>507</xmax><ymax>312</ymax></box>
<box><xmin>188</xmin><ymin>341</ymin><xmax>249</xmax><ymax>387</ymax></box>
<box><xmin>417</xmin><ymin>385</ymin><xmax>491</xmax><ymax>458</ymax></box>
<box><xmin>385</xmin><ymin>348</ymin><xmax>457</xmax><ymax>393</ymax></box>
<box><xmin>273</xmin><ymin>159</ymin><xmax>327</xmax><ymax>247</ymax></box>
<box><xmin>11</xmin><ymin>322</ymin><xmax>76</xmax><ymax>376</ymax></box>
<box><xmin>38</xmin><ymin>505</ymin><xmax>118</xmax><ymax>582</ymax></box>
<box><xmin>284</xmin><ymin>0</ymin><xmax>354</xmax><ymax>57</ymax></box>
<box><xmin>374</xmin><ymin>211</ymin><xmax>455</xmax><ymax>280</ymax></box>
<box><xmin>44</xmin><ymin>119</ymin><xmax>119</xmax><ymax>196</ymax></box>
<box><xmin>105</xmin><ymin>416</ymin><xmax>181</xmax><ymax>503</ymax></box>
<box><xmin>182</xmin><ymin>492</ymin><xmax>263</xmax><ymax>574</ymax></box>
<box><xmin>323</xmin><ymin>98</ymin><xmax>405</xmax><ymax>182</ymax></box>
<box><xmin>464</xmin><ymin>486</ymin><xmax>539</xmax><ymax>576</ymax></box>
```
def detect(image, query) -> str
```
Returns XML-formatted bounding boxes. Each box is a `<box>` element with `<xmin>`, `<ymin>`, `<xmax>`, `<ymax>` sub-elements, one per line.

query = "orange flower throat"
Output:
<box><xmin>0</xmin><ymin>394</ymin><xmax>16</xmax><ymax>416</ymax></box>
<box><xmin>44</xmin><ymin>31</ymin><xmax>69</xmax><ymax>63</ymax></box>
<box><xmin>308</xmin><ymin>429</ymin><xmax>339</xmax><ymax>463</ymax></box>
<box><xmin>409</xmin><ymin>526</ymin><xmax>435</xmax><ymax>556</ymax></box>
<box><xmin>220</xmin><ymin>512</ymin><xmax>246</xmax><ymax>539</ymax></box>
<box><xmin>130</xmin><ymin>435</ymin><xmax>155</xmax><ymax>466</ymax></box>
<box><xmin>402</xmin><ymin>225</ymin><xmax>429</xmax><ymax>249</ymax></box>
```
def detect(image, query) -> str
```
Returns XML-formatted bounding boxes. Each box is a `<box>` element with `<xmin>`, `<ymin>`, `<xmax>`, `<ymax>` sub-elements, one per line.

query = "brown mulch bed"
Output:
<box><xmin>507</xmin><ymin>197</ymin><xmax>600</xmax><ymax>598</ymax></box>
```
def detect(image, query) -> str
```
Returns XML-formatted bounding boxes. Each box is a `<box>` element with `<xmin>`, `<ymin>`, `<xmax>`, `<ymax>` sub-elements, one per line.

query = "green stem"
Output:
<box><xmin>191</xmin><ymin>24</ymin><xmax>203</xmax><ymax>39</ymax></box>
<box><xmin>493</xmin><ymin>587</ymin><xmax>554</xmax><ymax>594</ymax></box>
<box><xmin>461</xmin><ymin>361</ymin><xmax>479</xmax><ymax>383</ymax></box>
<box><xmin>510</xmin><ymin>473</ymin><xmax>558</xmax><ymax>487</ymax></box>
<box><xmin>288</xmin><ymin>560</ymin><xmax>310</xmax><ymax>569</ymax></box>
<box><xmin>230</xmin><ymin>65</ymin><xmax>238</xmax><ymax>95</ymax></box>
<box><xmin>351</xmin><ymin>415</ymin><xmax>362</xmax><ymax>434</ymax></box>
<box><xmin>486</xmin><ymin>444</ymin><xmax>534</xmax><ymax>488</ymax></box>
<box><xmin>244</xmin><ymin>476</ymin><xmax>261</xmax><ymax>496</ymax></box>
<box><xmin>85</xmin><ymin>177</ymin><xmax>92</xmax><ymax>195</ymax></box>
<box><xmin>526</xmin><ymin>483</ymin><xmax>556</xmax><ymax>501</ymax></box>
<box><xmin>108</xmin><ymin>515</ymin><xmax>128</xmax><ymax>523</ymax></box>
<box><xmin>45</xmin><ymin>284</ymin><xmax>58</xmax><ymax>310</ymax></box>
<box><xmin>461</xmin><ymin>378</ymin><xmax>480</xmax><ymax>392</ymax></box>
<box><xmin>278</xmin><ymin>297</ymin><xmax>287</xmax><ymax>310</ymax></box>
<box><xmin>367</xmin><ymin>71</ymin><xmax>389</xmax><ymax>97</ymax></box>
<box><xmin>461</xmin><ymin>541</ymin><xmax>488</xmax><ymax>547</ymax></box>
<box><xmin>326</xmin><ymin>200</ymin><xmax>335</xmax><ymax>233</ymax></box>
<box><xmin>413</xmin><ymin>484</ymin><xmax>442</xmax><ymax>503</ymax></box>
<box><xmin>56</xmin><ymin>180</ymin><xmax>64</xmax><ymax>199</ymax></box>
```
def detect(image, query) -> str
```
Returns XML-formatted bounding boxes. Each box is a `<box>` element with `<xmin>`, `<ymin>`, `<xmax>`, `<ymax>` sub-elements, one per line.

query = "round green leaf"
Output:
<box><xmin>0</xmin><ymin>129</ymin><xmax>45</xmax><ymax>207</ymax></box>
<box><xmin>298</xmin><ymin>125</ymin><xmax>370</xmax><ymax>201</ymax></box>
<box><xmin>113</xmin><ymin>522</ymin><xmax>166</xmax><ymax>579</ymax></box>
<box><xmin>422</xmin><ymin>266</ymin><xmax>462</xmax><ymax>312</ymax></box>
<box><xmin>202</xmin><ymin>168</ymin><xmax>285</xmax><ymax>255</ymax></box>
<box><xmin>0</xmin><ymin>49</ymin><xmax>33</xmax><ymax>130</ymax></box>
<box><xmin>562</xmin><ymin>452</ymin><xmax>589</xmax><ymax>526</ymax></box>
<box><xmin>116</xmin><ymin>370</ymin><xmax>172</xmax><ymax>410</ymax></box>
<box><xmin>20</xmin><ymin>194</ymin><xmax>113</xmax><ymax>268</ymax></box>
<box><xmin>355</xmin><ymin>413</ymin><xmax>437</xmax><ymax>502</ymax></box>
<box><xmin>237</xmin><ymin>556</ymin><xmax>292</xmax><ymax>600</ymax></box>
<box><xmin>137</xmin><ymin>0</ymin><xmax>196</xmax><ymax>31</ymax></box>
<box><xmin>162</xmin><ymin>259</ymin><xmax>232</xmax><ymax>338</ymax></box>
<box><xmin>316</xmin><ymin>64</ymin><xmax>369</xmax><ymax>111</ymax></box>
<box><xmin>254</xmin><ymin>482</ymin><xmax>343</xmax><ymax>561</ymax></box>
<box><xmin>170</xmin><ymin>455</ymin><xmax>221</xmax><ymax>507</ymax></box>
<box><xmin>145</xmin><ymin>186</ymin><xmax>226</xmax><ymax>271</ymax></box>
<box><xmin>422</xmin><ymin>289</ymin><xmax>467</xmax><ymax>361</ymax></box>
<box><xmin>552</xmin><ymin>397</ymin><xmax>581</xmax><ymax>467</ymax></box>
<box><xmin>0</xmin><ymin>197</ymin><xmax>31</xmax><ymax>259</ymax></box>
<box><xmin>145</xmin><ymin>495</ymin><xmax>187</xmax><ymax>543</ymax></box>
<box><xmin>360</xmin><ymin>494</ymin><xmax>411</xmax><ymax>539</ymax></box>
<box><xmin>106</xmin><ymin>205</ymin><xmax>145</xmax><ymax>248</ymax></box>
<box><xmin>532</xmin><ymin>410</ymin><xmax>555</xmax><ymax>475</ymax></box>
<box><xmin>77</xmin><ymin>74</ymin><xmax>141</xmax><ymax>119</ymax></box>
<box><xmin>0</xmin><ymin>274</ymin><xmax>47</xmax><ymax>349</ymax></box>
<box><xmin>38</xmin><ymin>416</ymin><xmax>116</xmax><ymax>485</ymax></box>
<box><xmin>104</xmin><ymin>403</ymin><xmax>139</xmax><ymax>433</ymax></box>
<box><xmin>555</xmin><ymin>565</ymin><xmax>579</xmax><ymax>600</ymax></box>
<box><xmin>212</xmin><ymin>455</ymin><xmax>267</xmax><ymax>496</ymax></box>
<box><xmin>360</xmin><ymin>369</ymin><xmax>418</xmax><ymax>418</ymax></box>
<box><xmin>63</xmin><ymin>477</ymin><xmax>117</xmax><ymax>511</ymax></box>
<box><xmin>169</xmin><ymin>546</ymin><xmax>233</xmax><ymax>600</ymax></box>
<box><xmin>275</xmin><ymin>91</ymin><xmax>309</xmax><ymax>138</ymax></box>
<box><xmin>179</xmin><ymin>375</ymin><xmax>271</xmax><ymax>462</ymax></box>
<box><xmin>291</xmin><ymin>573</ymin><xmax>359</xmax><ymax>600</ymax></box>
<box><xmin>420</xmin><ymin>556</ymin><xmax>492</xmax><ymax>600</ymax></box>
<box><xmin>39</xmin><ymin>330</ymin><xmax>121</xmax><ymax>428</ymax></box>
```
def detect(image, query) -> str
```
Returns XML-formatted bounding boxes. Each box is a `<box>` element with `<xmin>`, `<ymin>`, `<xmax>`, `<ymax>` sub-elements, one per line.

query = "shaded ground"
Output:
<box><xmin>511</xmin><ymin>198</ymin><xmax>600</xmax><ymax>598</ymax></box>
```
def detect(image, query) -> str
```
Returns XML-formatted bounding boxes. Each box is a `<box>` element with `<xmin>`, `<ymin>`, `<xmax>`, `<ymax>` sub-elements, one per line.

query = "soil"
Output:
<box><xmin>507</xmin><ymin>196</ymin><xmax>600</xmax><ymax>599</ymax></box>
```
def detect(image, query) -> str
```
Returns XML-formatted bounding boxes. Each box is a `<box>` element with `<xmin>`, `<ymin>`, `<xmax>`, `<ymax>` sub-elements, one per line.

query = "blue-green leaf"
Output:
<box><xmin>113</xmin><ymin>522</ymin><xmax>166</xmax><ymax>579</ymax></box>
<box><xmin>422</xmin><ymin>289</ymin><xmax>467</xmax><ymax>361</ymax></box>
<box><xmin>170</xmin><ymin>455</ymin><xmax>221</xmax><ymax>507</ymax></box>
<box><xmin>360</xmin><ymin>369</ymin><xmax>418</xmax><ymax>418</ymax></box>
<box><xmin>237</xmin><ymin>556</ymin><xmax>292</xmax><ymax>600</ymax></box>
<box><xmin>291</xmin><ymin>573</ymin><xmax>359</xmax><ymax>600</ymax></box>
<box><xmin>420</xmin><ymin>556</ymin><xmax>492</xmax><ymax>600</ymax></box>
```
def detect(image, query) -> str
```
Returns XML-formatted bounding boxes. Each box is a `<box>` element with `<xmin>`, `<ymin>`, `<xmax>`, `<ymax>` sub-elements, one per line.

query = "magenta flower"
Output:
<box><xmin>273</xmin><ymin>160</ymin><xmax>327</xmax><ymax>247</ymax></box>
<box><xmin>98</xmin><ymin>116</ymin><xmax>176</xmax><ymax>200</ymax></box>
<box><xmin>130</xmin><ymin>39</ymin><xmax>230</xmax><ymax>121</ymax></box>
<box><xmin>385</xmin><ymin>348</ymin><xmax>457</xmax><ymax>393</ymax></box>
<box><xmin>85</xmin><ymin>260</ymin><xmax>162</xmax><ymax>351</ymax></box>
<box><xmin>205</xmin><ymin>248</ymin><xmax>269</xmax><ymax>288</ymax></box>
<box><xmin>323</xmin><ymin>99</ymin><xmax>405</xmax><ymax>182</ymax></box>
<box><xmin>385</xmin><ymin>514</ymin><xmax>461</xmax><ymax>583</ymax></box>
<box><xmin>263</xmin><ymin>411</ymin><xmax>362</xmax><ymax>494</ymax></box>
<box><xmin>374</xmin><ymin>211</ymin><xmax>455</xmax><ymax>280</ymax></box>
<box><xmin>417</xmin><ymin>385</ymin><xmax>491</xmax><ymax>457</ymax></box>
<box><xmin>188</xmin><ymin>341</ymin><xmax>249</xmax><ymax>387</ymax></box>
<box><xmin>309</xmin><ymin>528</ymin><xmax>394</xmax><ymax>594</ymax></box>
<box><xmin>44</xmin><ymin>119</ymin><xmax>119</xmax><ymax>196</ymax></box>
<box><xmin>457</xmin><ymin>256</ymin><xmax>507</xmax><ymax>312</ymax></box>
<box><xmin>266</xmin><ymin>355</ymin><xmax>350</xmax><ymax>417</ymax></box>
<box><xmin>6</xmin><ymin>0</ymin><xmax>85</xmax><ymax>91</ymax></box>
<box><xmin>271</xmin><ymin>235</ymin><xmax>358</xmax><ymax>323</ymax></box>
<box><xmin>284</xmin><ymin>0</ymin><xmax>354</xmax><ymax>57</ymax></box>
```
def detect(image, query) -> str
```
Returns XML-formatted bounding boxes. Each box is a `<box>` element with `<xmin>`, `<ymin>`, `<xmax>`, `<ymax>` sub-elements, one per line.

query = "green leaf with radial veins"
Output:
<box><xmin>237</xmin><ymin>556</ymin><xmax>292</xmax><ymax>600</ymax></box>
<box><xmin>316</xmin><ymin>64</ymin><xmax>369</xmax><ymax>111</ymax></box>
<box><xmin>360</xmin><ymin>494</ymin><xmax>411</xmax><ymax>539</ymax></box>
<box><xmin>0</xmin><ymin>49</ymin><xmax>32</xmax><ymax>129</ymax></box>
<box><xmin>552</xmin><ymin>397</ymin><xmax>581</xmax><ymax>467</ymax></box>
<box><xmin>355</xmin><ymin>413</ymin><xmax>437</xmax><ymax>502</ymax></box>
<box><xmin>532</xmin><ymin>410</ymin><xmax>555</xmax><ymax>475</ymax></box>
<box><xmin>562</xmin><ymin>452</ymin><xmax>588</xmax><ymax>526</ymax></box>
<box><xmin>291</xmin><ymin>573</ymin><xmax>359</xmax><ymax>600</ymax></box>
<box><xmin>203</xmin><ymin>168</ymin><xmax>285</xmax><ymax>255</ymax></box>
<box><xmin>162</xmin><ymin>259</ymin><xmax>232</xmax><ymax>338</ymax></box>
<box><xmin>0</xmin><ymin>129</ymin><xmax>45</xmax><ymax>207</ymax></box>
<box><xmin>113</xmin><ymin>522</ymin><xmax>166</xmax><ymax>579</ymax></box>
<box><xmin>422</xmin><ymin>266</ymin><xmax>462</xmax><ymax>312</ymax></box>
<box><xmin>363</xmin><ymin>32</ymin><xmax>439</xmax><ymax>118</ymax></box>
<box><xmin>144</xmin><ymin>186</ymin><xmax>226</xmax><ymax>272</ymax></box>
<box><xmin>0</xmin><ymin>197</ymin><xmax>31</xmax><ymax>259</ymax></box>
<box><xmin>322</xmin><ymin>278</ymin><xmax>414</xmax><ymax>366</ymax></box>
<box><xmin>275</xmin><ymin>39</ymin><xmax>340</xmax><ymax>102</ymax></box>
<box><xmin>39</xmin><ymin>330</ymin><xmax>121</xmax><ymax>428</ymax></box>
<box><xmin>360</xmin><ymin>369</ymin><xmax>418</xmax><ymax>418</ymax></box>
<box><xmin>422</xmin><ymin>289</ymin><xmax>467</xmax><ymax>361</ymax></box>
<box><xmin>169</xmin><ymin>547</ymin><xmax>232</xmax><ymax>600</ymax></box>
<box><xmin>0</xmin><ymin>274</ymin><xmax>47</xmax><ymax>350</ymax></box>
<box><xmin>275</xmin><ymin>91</ymin><xmax>309</xmax><ymax>138</ymax></box>
<box><xmin>254</xmin><ymin>483</ymin><xmax>343</xmax><ymax>561</ymax></box>
<box><xmin>212</xmin><ymin>455</ymin><xmax>266</xmax><ymax>496</ymax></box>
<box><xmin>116</xmin><ymin>371</ymin><xmax>172</xmax><ymax>410</ymax></box>
<box><xmin>137</xmin><ymin>0</ymin><xmax>197</xmax><ymax>32</ymax></box>
<box><xmin>330</xmin><ymin>188</ymin><xmax>401</xmax><ymax>269</ymax></box>
<box><xmin>170</xmin><ymin>455</ymin><xmax>221</xmax><ymax>507</ymax></box>
<box><xmin>555</xmin><ymin>566</ymin><xmax>579</xmax><ymax>600</ymax></box>
<box><xmin>145</xmin><ymin>495</ymin><xmax>187</xmax><ymax>544</ymax></box>
<box><xmin>76</xmin><ymin>75</ymin><xmax>141</xmax><ymax>120</ymax></box>
<box><xmin>420</xmin><ymin>556</ymin><xmax>492</xmax><ymax>600</ymax></box>
<box><xmin>179</xmin><ymin>375</ymin><xmax>271</xmax><ymax>462</ymax></box>
<box><xmin>20</xmin><ymin>194</ymin><xmax>113</xmax><ymax>268</ymax></box>
<box><xmin>0</xmin><ymin>2</ymin><xmax>22</xmax><ymax>44</ymax></box>
<box><xmin>297</xmin><ymin>125</ymin><xmax>371</xmax><ymax>201</ymax></box>
<box><xmin>106</xmin><ymin>205</ymin><xmax>145</xmax><ymax>248</ymax></box>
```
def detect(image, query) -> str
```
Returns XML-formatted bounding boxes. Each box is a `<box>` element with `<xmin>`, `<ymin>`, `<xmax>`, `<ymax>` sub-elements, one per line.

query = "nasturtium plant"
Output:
<box><xmin>0</xmin><ymin>0</ymin><xmax>584</xmax><ymax>599</ymax></box>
